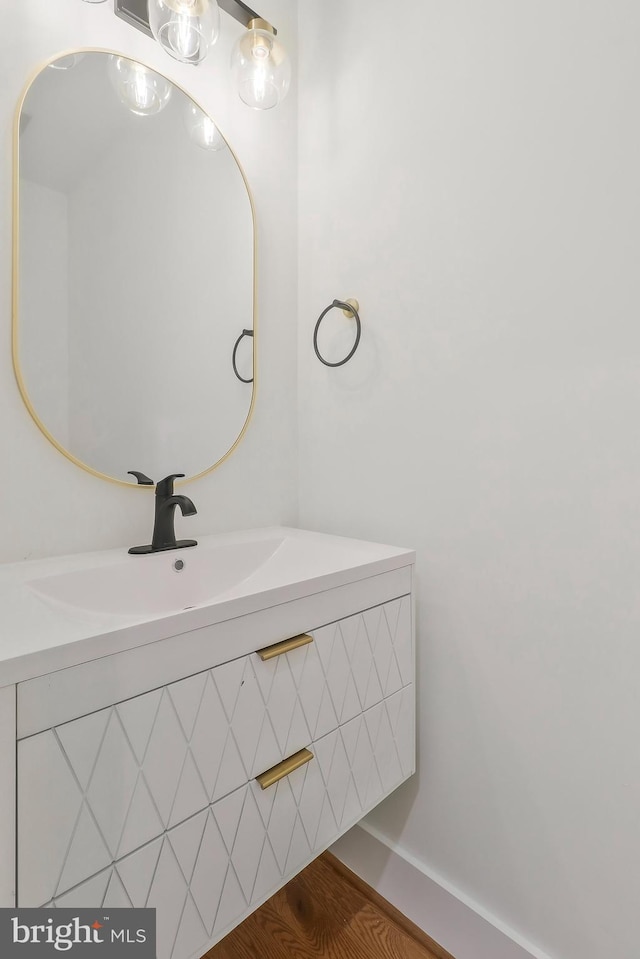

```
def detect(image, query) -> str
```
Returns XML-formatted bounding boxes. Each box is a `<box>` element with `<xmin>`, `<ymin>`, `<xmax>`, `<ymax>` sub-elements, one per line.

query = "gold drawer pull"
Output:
<box><xmin>255</xmin><ymin>748</ymin><xmax>314</xmax><ymax>790</ymax></box>
<box><xmin>257</xmin><ymin>633</ymin><xmax>313</xmax><ymax>661</ymax></box>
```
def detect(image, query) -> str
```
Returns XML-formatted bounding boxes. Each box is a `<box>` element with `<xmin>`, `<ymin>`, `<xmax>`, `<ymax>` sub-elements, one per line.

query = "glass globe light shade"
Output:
<box><xmin>81</xmin><ymin>0</ymin><xmax>108</xmax><ymax>3</ymax></box>
<box><xmin>184</xmin><ymin>102</ymin><xmax>225</xmax><ymax>151</ymax></box>
<box><xmin>148</xmin><ymin>0</ymin><xmax>220</xmax><ymax>64</ymax></box>
<box><xmin>231</xmin><ymin>19</ymin><xmax>291</xmax><ymax>110</ymax></box>
<box><xmin>108</xmin><ymin>56</ymin><xmax>173</xmax><ymax>117</ymax></box>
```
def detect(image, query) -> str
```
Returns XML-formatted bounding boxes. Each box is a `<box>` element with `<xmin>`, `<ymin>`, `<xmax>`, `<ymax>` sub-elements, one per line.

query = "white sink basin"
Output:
<box><xmin>0</xmin><ymin>527</ymin><xmax>414</xmax><ymax>688</ymax></box>
<box><xmin>22</xmin><ymin>527</ymin><xmax>412</xmax><ymax>620</ymax></box>
<box><xmin>27</xmin><ymin>534</ymin><xmax>286</xmax><ymax>617</ymax></box>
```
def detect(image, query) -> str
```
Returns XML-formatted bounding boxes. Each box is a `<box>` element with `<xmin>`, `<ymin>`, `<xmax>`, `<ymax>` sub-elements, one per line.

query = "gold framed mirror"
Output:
<box><xmin>13</xmin><ymin>49</ymin><xmax>256</xmax><ymax>487</ymax></box>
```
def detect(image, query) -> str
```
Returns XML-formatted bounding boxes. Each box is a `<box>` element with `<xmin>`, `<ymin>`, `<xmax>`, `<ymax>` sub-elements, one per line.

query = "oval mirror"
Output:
<box><xmin>14</xmin><ymin>50</ymin><xmax>255</xmax><ymax>486</ymax></box>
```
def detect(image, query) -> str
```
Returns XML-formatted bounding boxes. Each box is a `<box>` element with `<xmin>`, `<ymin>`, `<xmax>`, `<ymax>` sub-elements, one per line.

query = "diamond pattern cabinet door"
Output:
<box><xmin>365</xmin><ymin>685</ymin><xmax>415</xmax><ymax>797</ymax></box>
<box><xmin>384</xmin><ymin>596</ymin><xmax>413</xmax><ymax>688</ymax></box>
<box><xmin>385</xmin><ymin>685</ymin><xmax>415</xmax><ymax>780</ymax></box>
<box><xmin>189</xmin><ymin>672</ymin><xmax>244</xmax><ymax>805</ymax></box>
<box><xmin>85</xmin><ymin>710</ymin><xmax>142</xmax><ymax>856</ymax></box>
<box><xmin>19</xmin><ymin>699</ymin><xmax>163</xmax><ymax>905</ymax></box>
<box><xmin>307</xmin><ymin>596</ymin><xmax>412</xmax><ymax>729</ymax></box>
<box><xmin>290</xmin><ymin>637</ymin><xmax>336</xmax><ymax>741</ymax></box>
<box><xmin>139</xmin><ymin>689</ymin><xmax>191</xmax><ymax>829</ymax></box>
<box><xmin>258</xmin><ymin>655</ymin><xmax>306</xmax><ymax>769</ymax></box>
<box><xmin>147</xmin><ymin>837</ymin><xmax>191</xmax><ymax>959</ymax></box>
<box><xmin>246</xmin><ymin>650</ymin><xmax>313</xmax><ymax>777</ymax></box>
<box><xmin>18</xmin><ymin>730</ymin><xmax>87</xmax><ymax>906</ymax></box>
<box><xmin>18</xmin><ymin>671</ymin><xmax>229</xmax><ymax>905</ymax></box>
<box><xmin>225</xmin><ymin>684</ymin><xmax>416</xmax><ymax>931</ymax></box>
<box><xmin>228</xmin><ymin>656</ymin><xmax>288</xmax><ymax>780</ymax></box>
<box><xmin>184</xmin><ymin>809</ymin><xmax>232</xmax><ymax>938</ymax></box>
<box><xmin>53</xmin><ymin>868</ymin><xmax>113</xmax><ymax>908</ymax></box>
<box><xmin>252</xmin><ymin>766</ymin><xmax>311</xmax><ymax>880</ymax></box>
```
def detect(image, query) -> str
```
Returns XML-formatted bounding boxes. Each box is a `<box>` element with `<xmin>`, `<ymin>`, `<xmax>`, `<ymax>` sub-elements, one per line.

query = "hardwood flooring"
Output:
<box><xmin>203</xmin><ymin>853</ymin><xmax>454</xmax><ymax>959</ymax></box>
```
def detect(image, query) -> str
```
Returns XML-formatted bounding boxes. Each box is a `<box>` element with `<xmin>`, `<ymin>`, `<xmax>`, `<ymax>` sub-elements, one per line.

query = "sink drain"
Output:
<box><xmin>173</xmin><ymin>559</ymin><xmax>185</xmax><ymax>572</ymax></box>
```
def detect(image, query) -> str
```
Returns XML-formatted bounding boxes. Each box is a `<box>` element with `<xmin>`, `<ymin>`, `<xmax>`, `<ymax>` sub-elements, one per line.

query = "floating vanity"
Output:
<box><xmin>0</xmin><ymin>527</ymin><xmax>415</xmax><ymax>959</ymax></box>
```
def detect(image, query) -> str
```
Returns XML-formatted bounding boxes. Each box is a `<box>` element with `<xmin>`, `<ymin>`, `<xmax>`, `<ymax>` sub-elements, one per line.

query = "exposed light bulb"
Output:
<box><xmin>231</xmin><ymin>19</ymin><xmax>290</xmax><ymax>110</ymax></box>
<box><xmin>107</xmin><ymin>56</ymin><xmax>173</xmax><ymax>116</ymax></box>
<box><xmin>148</xmin><ymin>0</ymin><xmax>220</xmax><ymax>64</ymax></box>
<box><xmin>246</xmin><ymin>43</ymin><xmax>270</xmax><ymax>107</ymax></box>
<box><xmin>184</xmin><ymin>102</ymin><xmax>225</xmax><ymax>151</ymax></box>
<box><xmin>168</xmin><ymin>10</ymin><xmax>200</xmax><ymax>60</ymax></box>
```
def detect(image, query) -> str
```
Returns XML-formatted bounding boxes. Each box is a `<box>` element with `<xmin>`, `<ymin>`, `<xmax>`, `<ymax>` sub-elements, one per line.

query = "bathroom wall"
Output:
<box><xmin>0</xmin><ymin>0</ymin><xmax>298</xmax><ymax>562</ymax></box>
<box><xmin>299</xmin><ymin>2</ymin><xmax>640</xmax><ymax>958</ymax></box>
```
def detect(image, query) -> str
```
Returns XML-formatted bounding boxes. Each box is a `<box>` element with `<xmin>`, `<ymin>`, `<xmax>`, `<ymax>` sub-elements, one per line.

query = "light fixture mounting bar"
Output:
<box><xmin>219</xmin><ymin>0</ymin><xmax>274</xmax><ymax>32</ymax></box>
<box><xmin>114</xmin><ymin>0</ymin><xmax>152</xmax><ymax>37</ymax></box>
<box><xmin>113</xmin><ymin>0</ymin><xmax>277</xmax><ymax>39</ymax></box>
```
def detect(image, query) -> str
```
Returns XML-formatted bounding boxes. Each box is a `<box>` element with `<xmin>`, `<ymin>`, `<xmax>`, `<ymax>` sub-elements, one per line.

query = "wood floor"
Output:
<box><xmin>203</xmin><ymin>853</ymin><xmax>453</xmax><ymax>959</ymax></box>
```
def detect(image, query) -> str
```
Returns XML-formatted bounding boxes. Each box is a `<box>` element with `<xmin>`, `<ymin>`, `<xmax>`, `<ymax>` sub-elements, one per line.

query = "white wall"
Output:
<box><xmin>1</xmin><ymin>0</ymin><xmax>297</xmax><ymax>562</ymax></box>
<box><xmin>299</xmin><ymin>2</ymin><xmax>640</xmax><ymax>958</ymax></box>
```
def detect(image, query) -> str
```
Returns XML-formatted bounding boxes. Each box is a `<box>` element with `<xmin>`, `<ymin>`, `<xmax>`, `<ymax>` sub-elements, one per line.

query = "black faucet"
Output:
<box><xmin>128</xmin><ymin>473</ymin><xmax>198</xmax><ymax>555</ymax></box>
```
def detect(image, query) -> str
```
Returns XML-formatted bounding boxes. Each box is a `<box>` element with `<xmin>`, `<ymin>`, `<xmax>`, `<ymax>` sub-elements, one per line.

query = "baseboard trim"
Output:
<box><xmin>330</xmin><ymin>823</ymin><xmax>554</xmax><ymax>959</ymax></box>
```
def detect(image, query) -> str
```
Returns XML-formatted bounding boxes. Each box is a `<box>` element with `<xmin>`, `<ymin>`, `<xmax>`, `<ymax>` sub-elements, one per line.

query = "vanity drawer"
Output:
<box><xmin>16</xmin><ymin>650</ymin><xmax>306</xmax><ymax>908</ymax></box>
<box><xmin>250</xmin><ymin>683</ymin><xmax>415</xmax><ymax>879</ymax></box>
<box><xmin>17</xmin><ymin>596</ymin><xmax>412</xmax><ymax>908</ymax></box>
<box><xmin>41</xmin><ymin>684</ymin><xmax>414</xmax><ymax>959</ymax></box>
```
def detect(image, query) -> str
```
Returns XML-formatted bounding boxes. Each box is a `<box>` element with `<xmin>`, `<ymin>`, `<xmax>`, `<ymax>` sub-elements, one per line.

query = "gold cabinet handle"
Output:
<box><xmin>257</xmin><ymin>633</ymin><xmax>313</xmax><ymax>661</ymax></box>
<box><xmin>255</xmin><ymin>748</ymin><xmax>314</xmax><ymax>790</ymax></box>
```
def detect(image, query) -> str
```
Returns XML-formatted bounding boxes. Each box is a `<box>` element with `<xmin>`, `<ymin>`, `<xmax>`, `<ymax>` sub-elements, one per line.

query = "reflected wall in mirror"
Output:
<box><xmin>14</xmin><ymin>50</ymin><xmax>255</xmax><ymax>485</ymax></box>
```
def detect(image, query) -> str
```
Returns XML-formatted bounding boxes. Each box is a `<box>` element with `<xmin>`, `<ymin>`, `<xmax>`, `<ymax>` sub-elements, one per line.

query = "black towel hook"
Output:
<box><xmin>232</xmin><ymin>329</ymin><xmax>254</xmax><ymax>383</ymax></box>
<box><xmin>313</xmin><ymin>298</ymin><xmax>361</xmax><ymax>367</ymax></box>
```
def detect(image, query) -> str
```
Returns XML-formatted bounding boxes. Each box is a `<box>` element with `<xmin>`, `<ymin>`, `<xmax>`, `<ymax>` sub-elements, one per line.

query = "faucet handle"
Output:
<box><xmin>156</xmin><ymin>473</ymin><xmax>186</xmax><ymax>496</ymax></box>
<box><xmin>128</xmin><ymin>471</ymin><xmax>154</xmax><ymax>486</ymax></box>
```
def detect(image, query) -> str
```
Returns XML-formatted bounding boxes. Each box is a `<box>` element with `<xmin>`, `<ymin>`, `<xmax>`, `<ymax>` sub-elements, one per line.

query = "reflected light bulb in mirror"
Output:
<box><xmin>107</xmin><ymin>56</ymin><xmax>173</xmax><ymax>116</ymax></box>
<box><xmin>184</xmin><ymin>102</ymin><xmax>225</xmax><ymax>151</ymax></box>
<box><xmin>149</xmin><ymin>0</ymin><xmax>220</xmax><ymax>64</ymax></box>
<box><xmin>231</xmin><ymin>19</ymin><xmax>291</xmax><ymax>110</ymax></box>
<box><xmin>48</xmin><ymin>53</ymin><xmax>86</xmax><ymax>70</ymax></box>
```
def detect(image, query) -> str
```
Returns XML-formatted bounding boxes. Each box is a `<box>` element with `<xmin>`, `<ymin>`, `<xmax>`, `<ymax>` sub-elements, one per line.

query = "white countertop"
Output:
<box><xmin>0</xmin><ymin>527</ymin><xmax>414</xmax><ymax>688</ymax></box>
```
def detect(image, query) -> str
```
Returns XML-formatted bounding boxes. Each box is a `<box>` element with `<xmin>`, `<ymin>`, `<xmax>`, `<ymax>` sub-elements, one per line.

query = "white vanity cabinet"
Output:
<box><xmin>11</xmin><ymin>557</ymin><xmax>415</xmax><ymax>959</ymax></box>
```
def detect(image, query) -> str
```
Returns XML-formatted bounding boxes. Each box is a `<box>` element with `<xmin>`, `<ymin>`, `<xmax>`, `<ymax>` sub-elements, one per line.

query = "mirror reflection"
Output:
<box><xmin>15</xmin><ymin>51</ymin><xmax>255</xmax><ymax>485</ymax></box>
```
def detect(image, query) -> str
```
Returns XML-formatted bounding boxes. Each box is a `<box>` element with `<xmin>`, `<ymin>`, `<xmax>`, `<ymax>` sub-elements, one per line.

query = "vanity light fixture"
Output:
<box><xmin>111</xmin><ymin>0</ymin><xmax>290</xmax><ymax>109</ymax></box>
<box><xmin>108</xmin><ymin>55</ymin><xmax>173</xmax><ymax>115</ymax></box>
<box><xmin>148</xmin><ymin>0</ymin><xmax>220</xmax><ymax>64</ymax></box>
<box><xmin>230</xmin><ymin>17</ymin><xmax>290</xmax><ymax>110</ymax></box>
